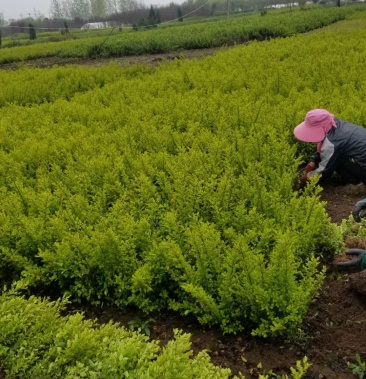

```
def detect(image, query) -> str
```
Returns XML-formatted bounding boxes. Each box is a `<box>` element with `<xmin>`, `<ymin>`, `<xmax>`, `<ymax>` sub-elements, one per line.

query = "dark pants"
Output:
<box><xmin>336</xmin><ymin>158</ymin><xmax>366</xmax><ymax>184</ymax></box>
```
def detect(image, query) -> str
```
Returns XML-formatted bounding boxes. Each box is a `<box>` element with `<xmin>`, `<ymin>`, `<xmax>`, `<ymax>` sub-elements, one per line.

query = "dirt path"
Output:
<box><xmin>0</xmin><ymin>47</ymin><xmax>227</xmax><ymax>70</ymax></box>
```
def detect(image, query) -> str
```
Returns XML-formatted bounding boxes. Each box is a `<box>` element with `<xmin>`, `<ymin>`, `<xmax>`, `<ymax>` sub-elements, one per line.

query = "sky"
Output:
<box><xmin>1</xmin><ymin>0</ymin><xmax>52</xmax><ymax>20</ymax></box>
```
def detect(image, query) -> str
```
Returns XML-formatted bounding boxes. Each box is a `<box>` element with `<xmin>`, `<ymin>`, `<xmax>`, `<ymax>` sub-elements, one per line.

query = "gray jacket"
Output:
<box><xmin>310</xmin><ymin>118</ymin><xmax>366</xmax><ymax>179</ymax></box>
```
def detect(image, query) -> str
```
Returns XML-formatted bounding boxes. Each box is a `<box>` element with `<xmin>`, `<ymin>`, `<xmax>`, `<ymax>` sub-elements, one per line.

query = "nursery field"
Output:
<box><xmin>1</xmin><ymin>8</ymin><xmax>366</xmax><ymax>379</ymax></box>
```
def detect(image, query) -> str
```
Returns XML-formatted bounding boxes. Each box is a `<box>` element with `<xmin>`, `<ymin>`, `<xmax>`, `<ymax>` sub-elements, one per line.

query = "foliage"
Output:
<box><xmin>298</xmin><ymin>0</ymin><xmax>307</xmax><ymax>10</ymax></box>
<box><xmin>348</xmin><ymin>354</ymin><xmax>366</xmax><ymax>379</ymax></box>
<box><xmin>128</xmin><ymin>318</ymin><xmax>156</xmax><ymax>337</ymax></box>
<box><xmin>258</xmin><ymin>357</ymin><xmax>311</xmax><ymax>378</ymax></box>
<box><xmin>3</xmin><ymin>11</ymin><xmax>365</xmax><ymax>338</ymax></box>
<box><xmin>178</xmin><ymin>7</ymin><xmax>184</xmax><ymax>22</ymax></box>
<box><xmin>339</xmin><ymin>212</ymin><xmax>366</xmax><ymax>261</ymax></box>
<box><xmin>28</xmin><ymin>24</ymin><xmax>37</xmax><ymax>40</ymax></box>
<box><xmin>0</xmin><ymin>292</ymin><xmax>232</xmax><ymax>379</ymax></box>
<box><xmin>64</xmin><ymin>21</ymin><xmax>70</xmax><ymax>34</ymax></box>
<box><xmin>0</xmin><ymin>62</ymin><xmax>136</xmax><ymax>107</ymax></box>
<box><xmin>148</xmin><ymin>5</ymin><xmax>160</xmax><ymax>26</ymax></box>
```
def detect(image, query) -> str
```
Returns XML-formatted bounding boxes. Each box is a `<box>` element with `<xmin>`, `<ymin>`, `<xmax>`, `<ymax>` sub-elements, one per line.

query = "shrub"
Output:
<box><xmin>0</xmin><ymin>292</ymin><xmax>233</xmax><ymax>379</ymax></box>
<box><xmin>29</xmin><ymin>23</ymin><xmax>36</xmax><ymax>40</ymax></box>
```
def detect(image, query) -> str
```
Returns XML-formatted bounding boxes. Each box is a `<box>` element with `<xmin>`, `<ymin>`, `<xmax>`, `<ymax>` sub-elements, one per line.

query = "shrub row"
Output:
<box><xmin>0</xmin><ymin>292</ymin><xmax>232</xmax><ymax>379</ymax></box>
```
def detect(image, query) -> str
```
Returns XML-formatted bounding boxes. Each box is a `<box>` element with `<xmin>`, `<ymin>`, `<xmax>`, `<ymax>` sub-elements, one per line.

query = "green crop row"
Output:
<box><xmin>1</xmin><ymin>27</ymin><xmax>119</xmax><ymax>49</ymax></box>
<box><xmin>0</xmin><ymin>63</ymin><xmax>152</xmax><ymax>107</ymax></box>
<box><xmin>0</xmin><ymin>292</ymin><xmax>233</xmax><ymax>379</ymax></box>
<box><xmin>0</xmin><ymin>6</ymin><xmax>364</xmax><ymax>64</ymax></box>
<box><xmin>4</xmin><ymin>14</ymin><xmax>366</xmax><ymax>337</ymax></box>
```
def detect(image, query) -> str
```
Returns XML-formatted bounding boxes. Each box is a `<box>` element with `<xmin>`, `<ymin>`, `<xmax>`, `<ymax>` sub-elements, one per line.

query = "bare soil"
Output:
<box><xmin>0</xmin><ymin>47</ymin><xmax>226</xmax><ymax>70</ymax></box>
<box><xmin>3</xmin><ymin>52</ymin><xmax>366</xmax><ymax>378</ymax></box>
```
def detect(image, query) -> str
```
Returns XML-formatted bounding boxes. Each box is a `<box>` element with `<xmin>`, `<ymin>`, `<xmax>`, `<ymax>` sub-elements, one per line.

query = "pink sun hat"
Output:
<box><xmin>294</xmin><ymin>109</ymin><xmax>336</xmax><ymax>143</ymax></box>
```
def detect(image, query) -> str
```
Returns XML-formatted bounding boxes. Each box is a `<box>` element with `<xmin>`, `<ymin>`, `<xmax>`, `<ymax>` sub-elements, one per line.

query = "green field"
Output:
<box><xmin>1</xmin><ymin>8</ymin><xmax>366</xmax><ymax>378</ymax></box>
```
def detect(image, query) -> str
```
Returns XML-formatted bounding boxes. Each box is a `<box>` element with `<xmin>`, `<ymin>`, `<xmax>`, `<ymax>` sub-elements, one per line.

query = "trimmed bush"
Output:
<box><xmin>0</xmin><ymin>292</ymin><xmax>232</xmax><ymax>379</ymax></box>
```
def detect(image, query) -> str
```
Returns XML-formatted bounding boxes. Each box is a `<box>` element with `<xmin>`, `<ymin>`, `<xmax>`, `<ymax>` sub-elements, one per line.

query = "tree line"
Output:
<box><xmin>0</xmin><ymin>0</ymin><xmax>346</xmax><ymax>38</ymax></box>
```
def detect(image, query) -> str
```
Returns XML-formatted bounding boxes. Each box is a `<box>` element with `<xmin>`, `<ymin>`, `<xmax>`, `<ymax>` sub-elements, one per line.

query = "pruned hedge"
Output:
<box><xmin>0</xmin><ymin>292</ymin><xmax>233</xmax><ymax>379</ymax></box>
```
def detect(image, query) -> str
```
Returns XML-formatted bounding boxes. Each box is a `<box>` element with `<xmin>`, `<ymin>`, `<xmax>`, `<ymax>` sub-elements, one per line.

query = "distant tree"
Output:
<box><xmin>33</xmin><ymin>9</ymin><xmax>45</xmax><ymax>20</ymax></box>
<box><xmin>108</xmin><ymin>0</ymin><xmax>119</xmax><ymax>14</ymax></box>
<box><xmin>51</xmin><ymin>0</ymin><xmax>64</xmax><ymax>19</ymax></box>
<box><xmin>133</xmin><ymin>16</ymin><xmax>148</xmax><ymax>29</ymax></box>
<box><xmin>148</xmin><ymin>5</ymin><xmax>156</xmax><ymax>22</ymax></box>
<box><xmin>210</xmin><ymin>3</ymin><xmax>217</xmax><ymax>16</ymax></box>
<box><xmin>337</xmin><ymin>0</ymin><xmax>341</xmax><ymax>6</ymax></box>
<box><xmin>29</xmin><ymin>23</ymin><xmax>37</xmax><ymax>39</ymax></box>
<box><xmin>118</xmin><ymin>0</ymin><xmax>142</xmax><ymax>12</ymax></box>
<box><xmin>146</xmin><ymin>5</ymin><xmax>159</xmax><ymax>26</ymax></box>
<box><xmin>77</xmin><ymin>0</ymin><xmax>92</xmax><ymax>19</ymax></box>
<box><xmin>0</xmin><ymin>14</ymin><xmax>3</xmax><ymax>45</ymax></box>
<box><xmin>298</xmin><ymin>0</ymin><xmax>306</xmax><ymax>8</ymax></box>
<box><xmin>61</xmin><ymin>0</ymin><xmax>72</xmax><ymax>19</ymax></box>
<box><xmin>177</xmin><ymin>6</ymin><xmax>183</xmax><ymax>21</ymax></box>
<box><xmin>155</xmin><ymin>9</ymin><xmax>161</xmax><ymax>23</ymax></box>
<box><xmin>64</xmin><ymin>21</ymin><xmax>69</xmax><ymax>33</ymax></box>
<box><xmin>63</xmin><ymin>0</ymin><xmax>91</xmax><ymax>19</ymax></box>
<box><xmin>90</xmin><ymin>0</ymin><xmax>107</xmax><ymax>17</ymax></box>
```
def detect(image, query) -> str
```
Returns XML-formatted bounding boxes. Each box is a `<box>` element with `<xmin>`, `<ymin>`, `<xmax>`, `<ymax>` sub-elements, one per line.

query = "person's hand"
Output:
<box><xmin>305</xmin><ymin>162</ymin><xmax>316</xmax><ymax>173</ymax></box>
<box><xmin>352</xmin><ymin>199</ymin><xmax>366</xmax><ymax>222</ymax></box>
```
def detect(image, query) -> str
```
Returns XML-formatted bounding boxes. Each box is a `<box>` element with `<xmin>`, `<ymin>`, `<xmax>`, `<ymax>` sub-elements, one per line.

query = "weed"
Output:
<box><xmin>128</xmin><ymin>318</ymin><xmax>156</xmax><ymax>337</ymax></box>
<box><xmin>258</xmin><ymin>356</ymin><xmax>311</xmax><ymax>379</ymax></box>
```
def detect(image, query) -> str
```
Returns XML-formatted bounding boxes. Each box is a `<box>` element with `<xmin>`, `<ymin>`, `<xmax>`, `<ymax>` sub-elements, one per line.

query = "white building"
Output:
<box><xmin>80</xmin><ymin>22</ymin><xmax>115</xmax><ymax>30</ymax></box>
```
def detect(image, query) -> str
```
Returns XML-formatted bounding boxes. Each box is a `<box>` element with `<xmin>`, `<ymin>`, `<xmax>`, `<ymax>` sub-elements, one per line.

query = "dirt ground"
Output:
<box><xmin>0</xmin><ymin>47</ymin><xmax>226</xmax><ymax>71</ymax></box>
<box><xmin>3</xmin><ymin>53</ymin><xmax>366</xmax><ymax>378</ymax></box>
